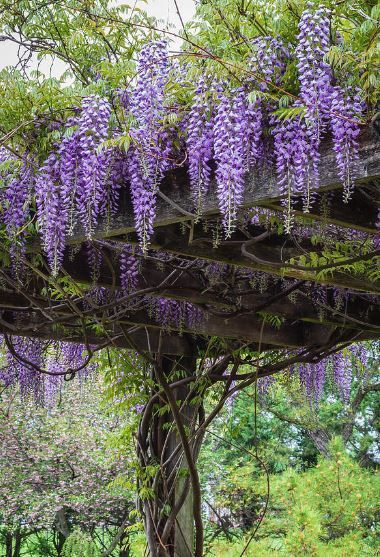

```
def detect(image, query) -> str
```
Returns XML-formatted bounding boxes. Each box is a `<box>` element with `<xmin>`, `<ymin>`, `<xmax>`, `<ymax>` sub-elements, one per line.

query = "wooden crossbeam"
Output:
<box><xmin>0</xmin><ymin>310</ymin><xmax>197</xmax><ymax>355</ymax></box>
<box><xmin>0</xmin><ymin>305</ymin><xmax>375</xmax><ymax>356</ymax></box>
<box><xmin>60</xmin><ymin>251</ymin><xmax>379</xmax><ymax>331</ymax></box>
<box><xmin>261</xmin><ymin>183</ymin><xmax>380</xmax><ymax>234</ymax></box>
<box><xmin>1</xmin><ymin>275</ymin><xmax>378</xmax><ymax>351</ymax></box>
<box><xmin>2</xmin><ymin>238</ymin><xmax>379</xmax><ymax>335</ymax></box>
<box><xmin>69</xmin><ymin>131</ymin><xmax>380</xmax><ymax>243</ymax></box>
<box><xmin>108</xmin><ymin>223</ymin><xmax>379</xmax><ymax>294</ymax></box>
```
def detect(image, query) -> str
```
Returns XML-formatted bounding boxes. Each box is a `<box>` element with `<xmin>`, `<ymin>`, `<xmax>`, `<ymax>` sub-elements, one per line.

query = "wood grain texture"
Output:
<box><xmin>69</xmin><ymin>131</ymin><xmax>380</xmax><ymax>242</ymax></box>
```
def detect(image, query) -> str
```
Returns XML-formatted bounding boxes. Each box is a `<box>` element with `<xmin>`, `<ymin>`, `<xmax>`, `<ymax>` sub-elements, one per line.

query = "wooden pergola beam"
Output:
<box><xmin>0</xmin><ymin>311</ymin><xmax>197</xmax><ymax>356</ymax></box>
<box><xmin>0</xmin><ymin>306</ymin><xmax>375</xmax><ymax>356</ymax></box>
<box><xmin>2</xmin><ymin>240</ymin><xmax>379</xmax><ymax>337</ymax></box>
<box><xmin>261</xmin><ymin>183</ymin><xmax>380</xmax><ymax>234</ymax></box>
<box><xmin>1</xmin><ymin>278</ymin><xmax>378</xmax><ymax>351</ymax></box>
<box><xmin>107</xmin><ymin>223</ymin><xmax>379</xmax><ymax>294</ymax></box>
<box><xmin>69</xmin><ymin>131</ymin><xmax>379</xmax><ymax>243</ymax></box>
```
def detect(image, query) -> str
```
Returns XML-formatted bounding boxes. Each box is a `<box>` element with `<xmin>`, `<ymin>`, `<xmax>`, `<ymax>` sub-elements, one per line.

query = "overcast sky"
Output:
<box><xmin>0</xmin><ymin>0</ymin><xmax>196</xmax><ymax>72</ymax></box>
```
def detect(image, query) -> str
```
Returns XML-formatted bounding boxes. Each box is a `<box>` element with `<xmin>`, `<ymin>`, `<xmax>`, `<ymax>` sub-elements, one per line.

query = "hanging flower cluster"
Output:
<box><xmin>3</xmin><ymin>156</ymin><xmax>33</xmax><ymax>269</ymax></box>
<box><xmin>299</xmin><ymin>359</ymin><xmax>327</xmax><ymax>404</ymax></box>
<box><xmin>330</xmin><ymin>87</ymin><xmax>363</xmax><ymax>202</ymax></box>
<box><xmin>3</xmin><ymin>337</ymin><xmax>44</xmax><ymax>402</ymax></box>
<box><xmin>36</xmin><ymin>152</ymin><xmax>66</xmax><ymax>276</ymax></box>
<box><xmin>186</xmin><ymin>76</ymin><xmax>215</xmax><ymax>215</ymax></box>
<box><xmin>152</xmin><ymin>298</ymin><xmax>203</xmax><ymax>331</ymax></box>
<box><xmin>288</xmin><ymin>342</ymin><xmax>369</xmax><ymax>405</ymax></box>
<box><xmin>250</xmin><ymin>36</ymin><xmax>288</xmax><ymax>93</ymax></box>
<box><xmin>126</xmin><ymin>40</ymin><xmax>171</xmax><ymax>252</ymax></box>
<box><xmin>271</xmin><ymin>113</ymin><xmax>315</xmax><ymax>230</ymax></box>
<box><xmin>296</xmin><ymin>3</ymin><xmax>332</xmax><ymax>136</ymax></box>
<box><xmin>213</xmin><ymin>89</ymin><xmax>248</xmax><ymax>236</ymax></box>
<box><xmin>35</xmin><ymin>96</ymin><xmax>111</xmax><ymax>275</ymax></box>
<box><xmin>0</xmin><ymin>336</ymin><xmax>94</xmax><ymax>405</ymax></box>
<box><xmin>120</xmin><ymin>246</ymin><xmax>140</xmax><ymax>296</ymax></box>
<box><xmin>0</xmin><ymin>6</ymin><xmax>367</xmax><ymax>280</ymax></box>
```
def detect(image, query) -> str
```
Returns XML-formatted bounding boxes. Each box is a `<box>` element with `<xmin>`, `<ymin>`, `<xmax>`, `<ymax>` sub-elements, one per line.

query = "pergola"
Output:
<box><xmin>0</xmin><ymin>128</ymin><xmax>379</xmax><ymax>557</ymax></box>
<box><xmin>1</xmin><ymin>129</ymin><xmax>378</xmax><ymax>353</ymax></box>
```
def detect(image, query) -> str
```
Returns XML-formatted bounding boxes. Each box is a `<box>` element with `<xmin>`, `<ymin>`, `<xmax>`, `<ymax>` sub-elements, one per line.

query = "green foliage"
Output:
<box><xmin>210</xmin><ymin>439</ymin><xmax>379</xmax><ymax>556</ymax></box>
<box><xmin>62</xmin><ymin>530</ymin><xmax>100</xmax><ymax>557</ymax></box>
<box><xmin>257</xmin><ymin>311</ymin><xmax>284</xmax><ymax>329</ymax></box>
<box><xmin>188</xmin><ymin>0</ymin><xmax>379</xmax><ymax>108</ymax></box>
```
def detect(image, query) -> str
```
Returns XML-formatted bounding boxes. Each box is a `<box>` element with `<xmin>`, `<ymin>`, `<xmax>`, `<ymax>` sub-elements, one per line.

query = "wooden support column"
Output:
<box><xmin>167</xmin><ymin>357</ymin><xmax>197</xmax><ymax>557</ymax></box>
<box><xmin>162</xmin><ymin>355</ymin><xmax>197</xmax><ymax>557</ymax></box>
<box><xmin>139</xmin><ymin>355</ymin><xmax>198</xmax><ymax>556</ymax></box>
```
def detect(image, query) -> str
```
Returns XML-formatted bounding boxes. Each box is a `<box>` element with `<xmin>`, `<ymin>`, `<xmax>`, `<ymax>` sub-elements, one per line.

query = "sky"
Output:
<box><xmin>0</xmin><ymin>0</ymin><xmax>196</xmax><ymax>72</ymax></box>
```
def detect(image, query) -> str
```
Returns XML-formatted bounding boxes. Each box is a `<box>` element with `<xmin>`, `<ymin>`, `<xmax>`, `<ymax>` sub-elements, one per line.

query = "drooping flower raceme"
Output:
<box><xmin>247</xmin><ymin>36</ymin><xmax>288</xmax><ymax>165</ymax></box>
<box><xmin>35</xmin><ymin>152</ymin><xmax>67</xmax><ymax>275</ymax></box>
<box><xmin>250</xmin><ymin>36</ymin><xmax>288</xmax><ymax>93</ymax></box>
<box><xmin>152</xmin><ymin>298</ymin><xmax>203</xmax><ymax>332</ymax></box>
<box><xmin>271</xmin><ymin>113</ymin><xmax>313</xmax><ymax>230</ymax></box>
<box><xmin>186</xmin><ymin>76</ymin><xmax>215</xmax><ymax>215</ymax></box>
<box><xmin>330</xmin><ymin>87</ymin><xmax>363</xmax><ymax>202</ymax></box>
<box><xmin>126</xmin><ymin>40</ymin><xmax>171</xmax><ymax>252</ymax></box>
<box><xmin>75</xmin><ymin>96</ymin><xmax>111</xmax><ymax>237</ymax></box>
<box><xmin>120</xmin><ymin>246</ymin><xmax>139</xmax><ymax>296</ymax></box>
<box><xmin>5</xmin><ymin>337</ymin><xmax>44</xmax><ymax>403</ymax></box>
<box><xmin>291</xmin><ymin>5</ymin><xmax>333</xmax><ymax>208</ymax></box>
<box><xmin>214</xmin><ymin>89</ymin><xmax>248</xmax><ymax>236</ymax></box>
<box><xmin>299</xmin><ymin>359</ymin><xmax>326</xmax><ymax>405</ymax></box>
<box><xmin>332</xmin><ymin>350</ymin><xmax>351</xmax><ymax>404</ymax></box>
<box><xmin>36</xmin><ymin>96</ymin><xmax>112</xmax><ymax>274</ymax></box>
<box><xmin>0</xmin><ymin>337</ymin><xmax>94</xmax><ymax>406</ymax></box>
<box><xmin>3</xmin><ymin>156</ymin><xmax>33</xmax><ymax>268</ymax></box>
<box><xmin>296</xmin><ymin>4</ymin><xmax>332</xmax><ymax>139</ymax></box>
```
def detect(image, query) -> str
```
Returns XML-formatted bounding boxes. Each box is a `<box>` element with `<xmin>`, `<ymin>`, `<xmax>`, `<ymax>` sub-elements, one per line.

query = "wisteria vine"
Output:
<box><xmin>0</xmin><ymin>5</ymin><xmax>365</xmax><ymax>273</ymax></box>
<box><xmin>0</xmin><ymin>4</ymin><xmax>372</xmax><ymax>409</ymax></box>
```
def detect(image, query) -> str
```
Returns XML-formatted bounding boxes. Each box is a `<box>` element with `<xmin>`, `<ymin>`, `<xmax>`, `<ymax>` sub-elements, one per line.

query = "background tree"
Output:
<box><xmin>0</xmin><ymin>376</ymin><xmax>138</xmax><ymax>557</ymax></box>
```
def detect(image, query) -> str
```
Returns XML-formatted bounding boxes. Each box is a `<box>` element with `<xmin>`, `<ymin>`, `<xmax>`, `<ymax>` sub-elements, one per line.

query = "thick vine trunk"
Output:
<box><xmin>12</xmin><ymin>530</ymin><xmax>21</xmax><ymax>557</ymax></box>
<box><xmin>5</xmin><ymin>532</ymin><xmax>12</xmax><ymax>557</ymax></box>
<box><xmin>55</xmin><ymin>509</ymin><xmax>70</xmax><ymax>539</ymax></box>
<box><xmin>138</xmin><ymin>355</ymin><xmax>199</xmax><ymax>557</ymax></box>
<box><xmin>307</xmin><ymin>428</ymin><xmax>331</xmax><ymax>458</ymax></box>
<box><xmin>166</xmin><ymin>372</ymin><xmax>195</xmax><ymax>557</ymax></box>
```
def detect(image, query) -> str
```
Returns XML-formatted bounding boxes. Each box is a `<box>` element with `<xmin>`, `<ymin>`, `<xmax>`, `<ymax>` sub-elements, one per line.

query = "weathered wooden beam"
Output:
<box><xmin>108</xmin><ymin>223</ymin><xmax>379</xmax><ymax>294</ymax></box>
<box><xmin>0</xmin><ymin>311</ymin><xmax>197</xmax><ymax>356</ymax></box>
<box><xmin>1</xmin><ymin>279</ymin><xmax>378</xmax><ymax>351</ymax></box>
<box><xmin>1</xmin><ymin>306</ymin><xmax>376</xmax><ymax>358</ymax></box>
<box><xmin>2</xmin><ymin>246</ymin><xmax>379</xmax><ymax>333</ymax></box>
<box><xmin>69</xmin><ymin>130</ymin><xmax>380</xmax><ymax>243</ymax></box>
<box><xmin>261</xmin><ymin>183</ymin><xmax>380</xmax><ymax>234</ymax></box>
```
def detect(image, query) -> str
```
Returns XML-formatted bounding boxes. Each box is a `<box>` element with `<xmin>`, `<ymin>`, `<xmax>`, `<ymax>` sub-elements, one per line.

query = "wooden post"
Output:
<box><xmin>174</xmin><ymin>472</ymin><xmax>194</xmax><ymax>557</ymax></box>
<box><xmin>162</xmin><ymin>355</ymin><xmax>197</xmax><ymax>557</ymax></box>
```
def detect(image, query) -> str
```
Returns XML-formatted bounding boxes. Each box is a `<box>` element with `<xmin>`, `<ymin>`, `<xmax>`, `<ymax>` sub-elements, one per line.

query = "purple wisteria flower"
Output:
<box><xmin>330</xmin><ymin>87</ymin><xmax>363</xmax><ymax>202</ymax></box>
<box><xmin>126</xmin><ymin>40</ymin><xmax>171</xmax><ymax>252</ymax></box>
<box><xmin>271</xmin><ymin>112</ymin><xmax>315</xmax><ymax>230</ymax></box>
<box><xmin>120</xmin><ymin>246</ymin><xmax>139</xmax><ymax>296</ymax></box>
<box><xmin>213</xmin><ymin>89</ymin><xmax>248</xmax><ymax>236</ymax></box>
<box><xmin>296</xmin><ymin>3</ymin><xmax>332</xmax><ymax>138</ymax></box>
<box><xmin>36</xmin><ymin>96</ymin><xmax>111</xmax><ymax>274</ymax></box>
<box><xmin>3</xmin><ymin>156</ymin><xmax>33</xmax><ymax>270</ymax></box>
<box><xmin>35</xmin><ymin>152</ymin><xmax>67</xmax><ymax>276</ymax></box>
<box><xmin>186</xmin><ymin>76</ymin><xmax>215</xmax><ymax>215</ymax></box>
